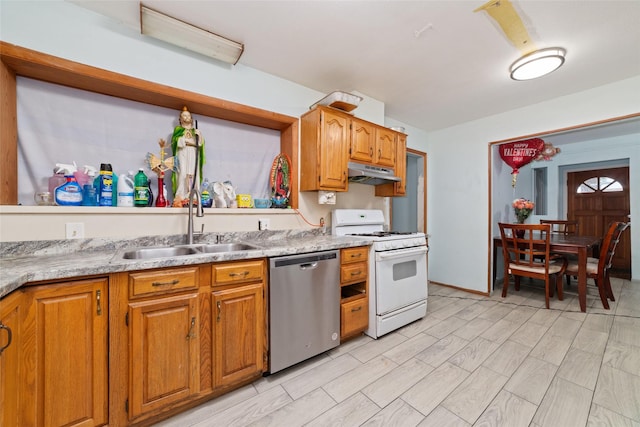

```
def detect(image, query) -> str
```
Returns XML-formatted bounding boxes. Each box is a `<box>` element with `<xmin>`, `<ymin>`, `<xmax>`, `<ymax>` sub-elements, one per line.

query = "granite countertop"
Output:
<box><xmin>0</xmin><ymin>230</ymin><xmax>372</xmax><ymax>299</ymax></box>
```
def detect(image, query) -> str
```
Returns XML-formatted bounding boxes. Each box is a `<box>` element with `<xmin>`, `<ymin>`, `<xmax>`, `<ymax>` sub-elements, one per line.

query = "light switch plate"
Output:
<box><xmin>65</xmin><ymin>222</ymin><xmax>85</xmax><ymax>239</ymax></box>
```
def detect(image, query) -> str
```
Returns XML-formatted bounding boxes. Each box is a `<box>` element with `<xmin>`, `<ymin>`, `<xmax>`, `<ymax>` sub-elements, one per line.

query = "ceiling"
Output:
<box><xmin>73</xmin><ymin>1</ymin><xmax>639</xmax><ymax>135</ymax></box>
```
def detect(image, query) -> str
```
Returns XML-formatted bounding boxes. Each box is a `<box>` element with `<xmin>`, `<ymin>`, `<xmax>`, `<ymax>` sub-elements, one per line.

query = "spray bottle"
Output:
<box><xmin>54</xmin><ymin>163</ymin><xmax>83</xmax><ymax>206</ymax></box>
<box><xmin>74</xmin><ymin>165</ymin><xmax>97</xmax><ymax>188</ymax></box>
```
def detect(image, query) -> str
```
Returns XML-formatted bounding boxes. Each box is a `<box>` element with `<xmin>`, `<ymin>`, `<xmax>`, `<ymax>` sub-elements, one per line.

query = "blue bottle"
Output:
<box><xmin>54</xmin><ymin>175</ymin><xmax>83</xmax><ymax>206</ymax></box>
<box><xmin>97</xmin><ymin>163</ymin><xmax>114</xmax><ymax>206</ymax></box>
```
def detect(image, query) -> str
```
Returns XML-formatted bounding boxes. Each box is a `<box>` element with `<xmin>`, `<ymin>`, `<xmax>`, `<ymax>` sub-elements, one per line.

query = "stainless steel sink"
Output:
<box><xmin>122</xmin><ymin>246</ymin><xmax>200</xmax><ymax>260</ymax></box>
<box><xmin>120</xmin><ymin>242</ymin><xmax>261</xmax><ymax>260</ymax></box>
<box><xmin>194</xmin><ymin>243</ymin><xmax>261</xmax><ymax>253</ymax></box>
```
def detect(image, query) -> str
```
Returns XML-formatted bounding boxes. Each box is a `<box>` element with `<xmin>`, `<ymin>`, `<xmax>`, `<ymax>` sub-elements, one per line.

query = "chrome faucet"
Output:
<box><xmin>187</xmin><ymin>182</ymin><xmax>204</xmax><ymax>245</ymax></box>
<box><xmin>187</xmin><ymin>133</ymin><xmax>204</xmax><ymax>245</ymax></box>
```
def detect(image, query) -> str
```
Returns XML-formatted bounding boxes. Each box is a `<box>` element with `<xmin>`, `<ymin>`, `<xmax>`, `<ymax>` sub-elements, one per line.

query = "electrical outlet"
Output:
<box><xmin>65</xmin><ymin>222</ymin><xmax>85</xmax><ymax>239</ymax></box>
<box><xmin>258</xmin><ymin>218</ymin><xmax>270</xmax><ymax>231</ymax></box>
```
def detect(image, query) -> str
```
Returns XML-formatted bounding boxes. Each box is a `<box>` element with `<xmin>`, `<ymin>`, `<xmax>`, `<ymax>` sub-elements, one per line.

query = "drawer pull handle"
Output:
<box><xmin>350</xmin><ymin>253</ymin><xmax>362</xmax><ymax>258</ymax></box>
<box><xmin>350</xmin><ymin>270</ymin><xmax>362</xmax><ymax>276</ymax></box>
<box><xmin>152</xmin><ymin>279</ymin><xmax>179</xmax><ymax>287</ymax></box>
<box><xmin>229</xmin><ymin>271</ymin><xmax>249</xmax><ymax>278</ymax></box>
<box><xmin>0</xmin><ymin>323</ymin><xmax>12</xmax><ymax>355</ymax></box>
<box><xmin>186</xmin><ymin>317</ymin><xmax>196</xmax><ymax>340</ymax></box>
<box><xmin>217</xmin><ymin>301</ymin><xmax>222</xmax><ymax>322</ymax></box>
<box><xmin>351</xmin><ymin>307</ymin><xmax>362</xmax><ymax>313</ymax></box>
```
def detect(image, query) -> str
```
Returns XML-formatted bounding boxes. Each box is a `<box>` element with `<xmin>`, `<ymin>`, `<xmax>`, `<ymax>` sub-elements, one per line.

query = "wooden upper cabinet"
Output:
<box><xmin>300</xmin><ymin>107</ymin><xmax>349</xmax><ymax>191</ymax></box>
<box><xmin>350</xmin><ymin>119</ymin><xmax>375</xmax><ymax>163</ymax></box>
<box><xmin>374</xmin><ymin>127</ymin><xmax>396</xmax><ymax>167</ymax></box>
<box><xmin>393</xmin><ymin>134</ymin><xmax>407</xmax><ymax>195</ymax></box>
<box><xmin>376</xmin><ymin>133</ymin><xmax>407</xmax><ymax>197</ymax></box>
<box><xmin>301</xmin><ymin>106</ymin><xmax>406</xmax><ymax>195</ymax></box>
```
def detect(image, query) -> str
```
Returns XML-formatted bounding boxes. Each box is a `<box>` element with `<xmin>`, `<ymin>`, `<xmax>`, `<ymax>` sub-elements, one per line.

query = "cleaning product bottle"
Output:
<box><xmin>82</xmin><ymin>166</ymin><xmax>98</xmax><ymax>206</ymax></box>
<box><xmin>147</xmin><ymin>177</ymin><xmax>154</xmax><ymax>207</ymax></box>
<box><xmin>201</xmin><ymin>178</ymin><xmax>212</xmax><ymax>208</ymax></box>
<box><xmin>48</xmin><ymin>167</ymin><xmax>66</xmax><ymax>194</ymax></box>
<box><xmin>111</xmin><ymin>172</ymin><xmax>118</xmax><ymax>207</ymax></box>
<box><xmin>74</xmin><ymin>165</ymin><xmax>96</xmax><ymax>188</ymax></box>
<box><xmin>97</xmin><ymin>163</ymin><xmax>114</xmax><ymax>206</ymax></box>
<box><xmin>54</xmin><ymin>164</ymin><xmax>83</xmax><ymax>206</ymax></box>
<box><xmin>134</xmin><ymin>168</ymin><xmax>149</xmax><ymax>207</ymax></box>
<box><xmin>117</xmin><ymin>171</ymin><xmax>134</xmax><ymax>207</ymax></box>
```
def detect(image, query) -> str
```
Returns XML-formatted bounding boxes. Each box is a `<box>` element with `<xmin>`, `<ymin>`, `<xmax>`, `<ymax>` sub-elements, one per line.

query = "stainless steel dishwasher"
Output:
<box><xmin>268</xmin><ymin>250</ymin><xmax>340</xmax><ymax>373</ymax></box>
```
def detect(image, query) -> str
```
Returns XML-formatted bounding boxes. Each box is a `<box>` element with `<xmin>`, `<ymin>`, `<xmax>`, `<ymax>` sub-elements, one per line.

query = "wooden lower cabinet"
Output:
<box><xmin>9</xmin><ymin>278</ymin><xmax>109</xmax><ymax>427</ymax></box>
<box><xmin>212</xmin><ymin>282</ymin><xmax>265</xmax><ymax>387</ymax></box>
<box><xmin>2</xmin><ymin>258</ymin><xmax>268</xmax><ymax>426</ymax></box>
<box><xmin>340</xmin><ymin>297</ymin><xmax>368</xmax><ymax>338</ymax></box>
<box><xmin>340</xmin><ymin>247</ymin><xmax>369</xmax><ymax>341</ymax></box>
<box><xmin>128</xmin><ymin>293</ymin><xmax>200</xmax><ymax>419</ymax></box>
<box><xmin>211</xmin><ymin>259</ymin><xmax>267</xmax><ymax>388</ymax></box>
<box><xmin>1</xmin><ymin>290</ymin><xmax>23</xmax><ymax>427</ymax></box>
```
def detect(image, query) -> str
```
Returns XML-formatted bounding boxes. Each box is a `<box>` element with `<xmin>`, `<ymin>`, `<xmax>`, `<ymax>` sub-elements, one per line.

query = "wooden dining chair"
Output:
<box><xmin>498</xmin><ymin>223</ymin><xmax>568</xmax><ymax>309</ymax></box>
<box><xmin>540</xmin><ymin>219</ymin><xmax>579</xmax><ymax>235</ymax></box>
<box><xmin>564</xmin><ymin>221</ymin><xmax>630</xmax><ymax>309</ymax></box>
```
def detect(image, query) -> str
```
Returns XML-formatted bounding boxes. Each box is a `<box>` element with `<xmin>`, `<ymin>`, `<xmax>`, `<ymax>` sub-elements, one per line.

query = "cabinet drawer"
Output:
<box><xmin>212</xmin><ymin>259</ymin><xmax>265</xmax><ymax>286</ymax></box>
<box><xmin>129</xmin><ymin>267</ymin><xmax>199</xmax><ymax>298</ymax></box>
<box><xmin>341</xmin><ymin>247</ymin><xmax>368</xmax><ymax>265</ymax></box>
<box><xmin>341</xmin><ymin>262</ymin><xmax>367</xmax><ymax>284</ymax></box>
<box><xmin>341</xmin><ymin>298</ymin><xmax>368</xmax><ymax>338</ymax></box>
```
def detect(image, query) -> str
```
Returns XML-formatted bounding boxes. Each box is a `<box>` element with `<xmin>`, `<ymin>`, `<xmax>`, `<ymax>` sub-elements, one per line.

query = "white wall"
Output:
<box><xmin>0</xmin><ymin>0</ymin><xmax>425</xmax><ymax>241</ymax></box>
<box><xmin>428</xmin><ymin>76</ymin><xmax>640</xmax><ymax>290</ymax></box>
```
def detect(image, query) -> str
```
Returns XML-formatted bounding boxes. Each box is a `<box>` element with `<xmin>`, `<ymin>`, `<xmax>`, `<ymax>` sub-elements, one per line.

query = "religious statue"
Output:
<box><xmin>171</xmin><ymin>106</ymin><xmax>205</xmax><ymax>206</ymax></box>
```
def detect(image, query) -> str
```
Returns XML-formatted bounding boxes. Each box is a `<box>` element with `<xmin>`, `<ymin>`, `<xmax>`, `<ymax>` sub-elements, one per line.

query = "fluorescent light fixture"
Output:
<box><xmin>510</xmin><ymin>47</ymin><xmax>566</xmax><ymax>81</ymax></box>
<box><xmin>140</xmin><ymin>5</ymin><xmax>244</xmax><ymax>65</ymax></box>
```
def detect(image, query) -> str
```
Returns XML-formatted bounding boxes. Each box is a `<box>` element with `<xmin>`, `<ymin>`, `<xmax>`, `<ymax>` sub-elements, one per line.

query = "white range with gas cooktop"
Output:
<box><xmin>332</xmin><ymin>209</ymin><xmax>428</xmax><ymax>339</ymax></box>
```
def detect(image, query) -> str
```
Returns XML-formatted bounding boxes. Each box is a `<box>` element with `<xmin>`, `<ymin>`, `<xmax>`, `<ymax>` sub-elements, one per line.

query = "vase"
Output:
<box><xmin>515</xmin><ymin>220</ymin><xmax>526</xmax><ymax>238</ymax></box>
<box><xmin>155</xmin><ymin>176</ymin><xmax>168</xmax><ymax>207</ymax></box>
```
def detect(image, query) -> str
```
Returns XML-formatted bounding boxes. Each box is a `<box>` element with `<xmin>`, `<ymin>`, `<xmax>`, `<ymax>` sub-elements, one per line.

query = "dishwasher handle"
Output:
<box><xmin>299</xmin><ymin>262</ymin><xmax>318</xmax><ymax>270</ymax></box>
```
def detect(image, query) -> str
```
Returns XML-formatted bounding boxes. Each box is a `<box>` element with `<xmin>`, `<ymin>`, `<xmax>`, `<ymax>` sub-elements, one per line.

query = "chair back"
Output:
<box><xmin>499</xmin><ymin>223</ymin><xmax>552</xmax><ymax>272</ymax></box>
<box><xmin>597</xmin><ymin>221</ymin><xmax>630</xmax><ymax>276</ymax></box>
<box><xmin>540</xmin><ymin>219</ymin><xmax>579</xmax><ymax>235</ymax></box>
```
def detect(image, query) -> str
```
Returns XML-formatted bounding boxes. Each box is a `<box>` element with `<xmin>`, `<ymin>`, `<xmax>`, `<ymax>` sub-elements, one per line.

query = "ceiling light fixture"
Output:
<box><xmin>509</xmin><ymin>47</ymin><xmax>566</xmax><ymax>81</ymax></box>
<box><xmin>140</xmin><ymin>5</ymin><xmax>244</xmax><ymax>65</ymax></box>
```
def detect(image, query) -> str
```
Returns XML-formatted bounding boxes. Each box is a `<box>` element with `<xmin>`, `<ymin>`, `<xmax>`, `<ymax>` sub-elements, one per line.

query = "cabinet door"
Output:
<box><xmin>25</xmin><ymin>278</ymin><xmax>108</xmax><ymax>427</ymax></box>
<box><xmin>375</xmin><ymin>127</ymin><xmax>396</xmax><ymax>167</ymax></box>
<box><xmin>394</xmin><ymin>134</ymin><xmax>407</xmax><ymax>195</ymax></box>
<box><xmin>1</xmin><ymin>291</ymin><xmax>22</xmax><ymax>427</ymax></box>
<box><xmin>349</xmin><ymin>119</ymin><xmax>374</xmax><ymax>163</ymax></box>
<box><xmin>212</xmin><ymin>283</ymin><xmax>264</xmax><ymax>387</ymax></box>
<box><xmin>129</xmin><ymin>293</ymin><xmax>199</xmax><ymax>420</ymax></box>
<box><xmin>341</xmin><ymin>298</ymin><xmax>368</xmax><ymax>340</ymax></box>
<box><xmin>319</xmin><ymin>110</ymin><xmax>349</xmax><ymax>190</ymax></box>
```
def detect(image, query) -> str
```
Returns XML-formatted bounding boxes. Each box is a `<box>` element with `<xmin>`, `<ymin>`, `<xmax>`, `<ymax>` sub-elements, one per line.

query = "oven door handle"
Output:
<box><xmin>376</xmin><ymin>246</ymin><xmax>427</xmax><ymax>260</ymax></box>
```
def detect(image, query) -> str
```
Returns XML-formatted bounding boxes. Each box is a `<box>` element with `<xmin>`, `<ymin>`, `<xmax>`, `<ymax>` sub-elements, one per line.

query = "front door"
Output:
<box><xmin>567</xmin><ymin>166</ymin><xmax>631</xmax><ymax>278</ymax></box>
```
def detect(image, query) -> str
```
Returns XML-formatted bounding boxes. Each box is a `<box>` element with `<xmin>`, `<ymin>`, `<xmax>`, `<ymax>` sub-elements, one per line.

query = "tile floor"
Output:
<box><xmin>156</xmin><ymin>278</ymin><xmax>640</xmax><ymax>427</ymax></box>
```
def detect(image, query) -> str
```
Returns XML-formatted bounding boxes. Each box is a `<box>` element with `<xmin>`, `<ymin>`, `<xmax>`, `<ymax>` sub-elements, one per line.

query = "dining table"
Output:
<box><xmin>493</xmin><ymin>234</ymin><xmax>602</xmax><ymax>312</ymax></box>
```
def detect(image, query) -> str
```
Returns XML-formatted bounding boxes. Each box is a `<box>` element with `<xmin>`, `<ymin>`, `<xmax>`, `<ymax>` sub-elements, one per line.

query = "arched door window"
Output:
<box><xmin>577</xmin><ymin>176</ymin><xmax>623</xmax><ymax>194</ymax></box>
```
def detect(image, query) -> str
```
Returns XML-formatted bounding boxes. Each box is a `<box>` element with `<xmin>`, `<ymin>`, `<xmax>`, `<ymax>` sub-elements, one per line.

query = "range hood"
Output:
<box><xmin>348</xmin><ymin>162</ymin><xmax>401</xmax><ymax>185</ymax></box>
